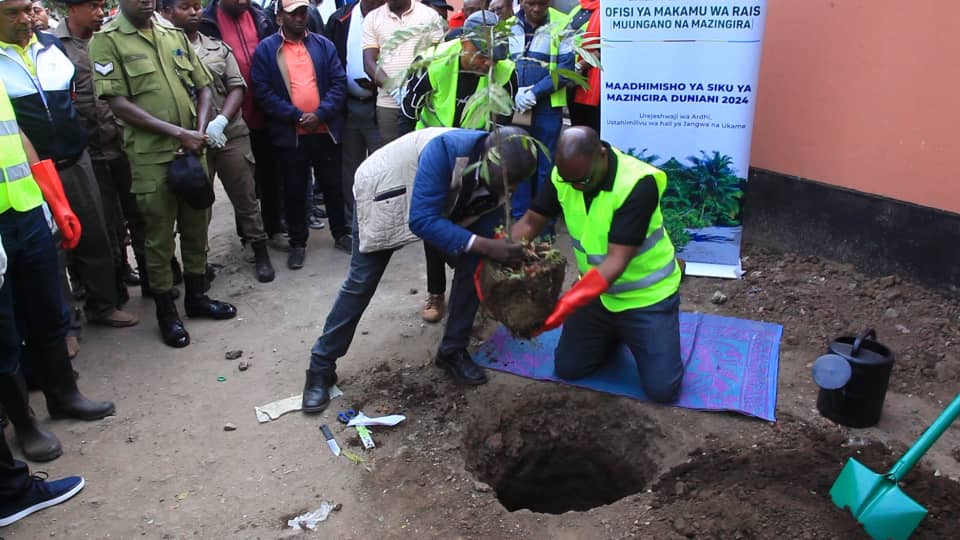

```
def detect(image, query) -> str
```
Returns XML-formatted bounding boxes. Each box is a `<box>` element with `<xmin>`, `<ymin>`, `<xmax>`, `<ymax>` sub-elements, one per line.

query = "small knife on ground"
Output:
<box><xmin>320</xmin><ymin>424</ymin><xmax>341</xmax><ymax>456</ymax></box>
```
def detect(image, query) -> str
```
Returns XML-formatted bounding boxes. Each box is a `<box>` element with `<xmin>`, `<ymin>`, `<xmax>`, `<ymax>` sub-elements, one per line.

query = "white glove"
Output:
<box><xmin>205</xmin><ymin>114</ymin><xmax>229</xmax><ymax>149</ymax></box>
<box><xmin>514</xmin><ymin>86</ymin><xmax>537</xmax><ymax>112</ymax></box>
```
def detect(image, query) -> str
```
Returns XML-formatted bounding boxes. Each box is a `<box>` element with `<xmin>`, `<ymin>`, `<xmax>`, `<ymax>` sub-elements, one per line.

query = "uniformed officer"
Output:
<box><xmin>161</xmin><ymin>0</ymin><xmax>275</xmax><ymax>283</ymax></box>
<box><xmin>90</xmin><ymin>0</ymin><xmax>237</xmax><ymax>348</ymax></box>
<box><xmin>56</xmin><ymin>0</ymin><xmax>147</xmax><ymax>305</ymax></box>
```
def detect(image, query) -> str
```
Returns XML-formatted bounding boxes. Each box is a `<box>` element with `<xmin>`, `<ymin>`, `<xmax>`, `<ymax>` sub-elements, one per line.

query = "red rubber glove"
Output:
<box><xmin>474</xmin><ymin>261</ymin><xmax>485</xmax><ymax>302</ymax></box>
<box><xmin>540</xmin><ymin>268</ymin><xmax>609</xmax><ymax>332</ymax></box>
<box><xmin>31</xmin><ymin>160</ymin><xmax>81</xmax><ymax>249</ymax></box>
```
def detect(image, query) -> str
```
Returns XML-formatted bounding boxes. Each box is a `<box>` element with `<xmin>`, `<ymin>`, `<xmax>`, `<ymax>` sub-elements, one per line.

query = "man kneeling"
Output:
<box><xmin>302</xmin><ymin>127</ymin><xmax>537</xmax><ymax>412</ymax></box>
<box><xmin>512</xmin><ymin>126</ymin><xmax>684</xmax><ymax>403</ymax></box>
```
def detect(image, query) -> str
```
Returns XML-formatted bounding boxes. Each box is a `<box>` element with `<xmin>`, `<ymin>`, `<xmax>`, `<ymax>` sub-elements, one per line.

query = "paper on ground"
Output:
<box><xmin>347</xmin><ymin>412</ymin><xmax>406</xmax><ymax>427</ymax></box>
<box><xmin>287</xmin><ymin>501</ymin><xmax>336</xmax><ymax>530</ymax></box>
<box><xmin>254</xmin><ymin>386</ymin><xmax>343</xmax><ymax>423</ymax></box>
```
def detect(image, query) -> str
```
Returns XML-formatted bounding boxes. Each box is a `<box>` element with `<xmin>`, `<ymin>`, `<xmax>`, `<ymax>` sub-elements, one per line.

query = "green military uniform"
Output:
<box><xmin>191</xmin><ymin>33</ymin><xmax>267</xmax><ymax>244</ymax></box>
<box><xmin>89</xmin><ymin>14</ymin><xmax>213</xmax><ymax>293</ymax></box>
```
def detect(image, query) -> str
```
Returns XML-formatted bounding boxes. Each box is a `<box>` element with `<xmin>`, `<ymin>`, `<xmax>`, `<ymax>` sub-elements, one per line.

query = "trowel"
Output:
<box><xmin>830</xmin><ymin>393</ymin><xmax>960</xmax><ymax>540</ymax></box>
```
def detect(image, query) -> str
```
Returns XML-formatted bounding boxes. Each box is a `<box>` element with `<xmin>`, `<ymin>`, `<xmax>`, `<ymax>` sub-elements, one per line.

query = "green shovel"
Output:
<box><xmin>830</xmin><ymin>393</ymin><xmax>960</xmax><ymax>540</ymax></box>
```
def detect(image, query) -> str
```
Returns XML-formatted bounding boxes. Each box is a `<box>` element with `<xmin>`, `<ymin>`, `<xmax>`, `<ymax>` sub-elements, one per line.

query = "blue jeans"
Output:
<box><xmin>308</xmin><ymin>210</ymin><xmax>501</xmax><ymax>376</ymax></box>
<box><xmin>554</xmin><ymin>292</ymin><xmax>683</xmax><ymax>403</ymax></box>
<box><xmin>0</xmin><ymin>207</ymin><xmax>70</xmax><ymax>376</ymax></box>
<box><xmin>511</xmin><ymin>104</ymin><xmax>563</xmax><ymax>221</ymax></box>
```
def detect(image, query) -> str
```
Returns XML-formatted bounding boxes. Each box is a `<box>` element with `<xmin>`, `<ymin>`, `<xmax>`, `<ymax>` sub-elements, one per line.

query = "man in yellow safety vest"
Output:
<box><xmin>511</xmin><ymin>126</ymin><xmax>684</xmax><ymax>403</ymax></box>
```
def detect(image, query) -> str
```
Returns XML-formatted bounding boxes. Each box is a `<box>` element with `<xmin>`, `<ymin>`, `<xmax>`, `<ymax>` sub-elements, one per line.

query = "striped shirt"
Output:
<box><xmin>362</xmin><ymin>1</ymin><xmax>441</xmax><ymax>109</ymax></box>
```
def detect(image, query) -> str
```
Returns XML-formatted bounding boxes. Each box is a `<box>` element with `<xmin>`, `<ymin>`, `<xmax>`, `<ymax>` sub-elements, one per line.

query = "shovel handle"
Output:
<box><xmin>888</xmin><ymin>393</ymin><xmax>960</xmax><ymax>481</ymax></box>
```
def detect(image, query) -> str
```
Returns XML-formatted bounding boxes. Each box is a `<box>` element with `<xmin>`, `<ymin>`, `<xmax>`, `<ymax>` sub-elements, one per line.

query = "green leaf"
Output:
<box><xmin>556</xmin><ymin>68</ymin><xmax>589</xmax><ymax>90</ymax></box>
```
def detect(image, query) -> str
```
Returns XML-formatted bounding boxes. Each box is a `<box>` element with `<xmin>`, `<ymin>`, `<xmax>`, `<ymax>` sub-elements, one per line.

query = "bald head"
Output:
<box><xmin>555</xmin><ymin>127</ymin><xmax>607</xmax><ymax>190</ymax></box>
<box><xmin>482</xmin><ymin>127</ymin><xmax>538</xmax><ymax>195</ymax></box>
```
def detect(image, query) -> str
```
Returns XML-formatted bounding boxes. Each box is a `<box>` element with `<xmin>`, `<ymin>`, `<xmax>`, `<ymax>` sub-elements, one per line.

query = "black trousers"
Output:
<box><xmin>0</xmin><ymin>432</ymin><xmax>30</xmax><ymax>501</ymax></box>
<box><xmin>276</xmin><ymin>134</ymin><xmax>347</xmax><ymax>247</ymax></box>
<box><xmin>250</xmin><ymin>128</ymin><xmax>283</xmax><ymax>237</ymax></box>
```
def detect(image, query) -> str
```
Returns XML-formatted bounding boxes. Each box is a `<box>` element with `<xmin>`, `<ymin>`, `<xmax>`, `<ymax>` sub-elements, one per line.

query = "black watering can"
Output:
<box><xmin>812</xmin><ymin>329</ymin><xmax>895</xmax><ymax>428</ymax></box>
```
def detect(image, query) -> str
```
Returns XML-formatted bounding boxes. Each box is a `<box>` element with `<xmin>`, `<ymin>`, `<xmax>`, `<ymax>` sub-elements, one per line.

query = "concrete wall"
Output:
<box><xmin>750</xmin><ymin>0</ymin><xmax>960</xmax><ymax>214</ymax></box>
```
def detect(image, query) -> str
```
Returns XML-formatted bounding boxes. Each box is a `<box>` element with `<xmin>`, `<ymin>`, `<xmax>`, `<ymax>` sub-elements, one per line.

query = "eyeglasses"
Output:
<box><xmin>558</xmin><ymin>156</ymin><xmax>598</xmax><ymax>187</ymax></box>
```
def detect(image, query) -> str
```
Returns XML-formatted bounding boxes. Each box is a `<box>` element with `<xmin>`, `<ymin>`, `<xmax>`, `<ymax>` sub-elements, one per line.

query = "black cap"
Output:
<box><xmin>168</xmin><ymin>153</ymin><xmax>215</xmax><ymax>210</ymax></box>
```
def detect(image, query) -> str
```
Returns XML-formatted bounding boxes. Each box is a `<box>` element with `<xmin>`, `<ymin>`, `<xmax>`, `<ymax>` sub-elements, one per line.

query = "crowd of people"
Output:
<box><xmin>0</xmin><ymin>0</ymin><xmax>630</xmax><ymax>529</ymax></box>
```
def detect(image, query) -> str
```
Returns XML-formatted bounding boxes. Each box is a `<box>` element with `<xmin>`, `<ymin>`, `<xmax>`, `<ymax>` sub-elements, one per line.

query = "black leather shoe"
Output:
<box><xmin>154</xmin><ymin>291</ymin><xmax>190</xmax><ymax>348</ymax></box>
<box><xmin>302</xmin><ymin>370</ymin><xmax>338</xmax><ymax>413</ymax></box>
<box><xmin>183</xmin><ymin>274</ymin><xmax>237</xmax><ymax>320</ymax></box>
<box><xmin>435</xmin><ymin>349</ymin><xmax>487</xmax><ymax>385</ymax></box>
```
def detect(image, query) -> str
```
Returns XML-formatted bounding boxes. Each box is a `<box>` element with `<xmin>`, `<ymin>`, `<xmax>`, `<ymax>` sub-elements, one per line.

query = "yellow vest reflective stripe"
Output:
<box><xmin>0</xmin><ymin>77</ymin><xmax>43</xmax><ymax>215</ymax></box>
<box><xmin>553</xmin><ymin>148</ymin><xmax>681</xmax><ymax>311</ymax></box>
<box><xmin>416</xmin><ymin>40</ymin><xmax>515</xmax><ymax>130</ymax></box>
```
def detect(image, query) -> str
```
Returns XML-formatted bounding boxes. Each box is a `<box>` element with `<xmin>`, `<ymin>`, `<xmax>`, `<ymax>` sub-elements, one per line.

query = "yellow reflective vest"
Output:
<box><xmin>553</xmin><ymin>147</ymin><xmax>681</xmax><ymax>311</ymax></box>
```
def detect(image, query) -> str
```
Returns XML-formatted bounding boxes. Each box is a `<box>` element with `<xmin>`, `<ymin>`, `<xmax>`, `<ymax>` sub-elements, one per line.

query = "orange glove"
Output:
<box><xmin>474</xmin><ymin>261</ymin><xmax>485</xmax><ymax>303</ymax></box>
<box><xmin>31</xmin><ymin>160</ymin><xmax>81</xmax><ymax>249</ymax></box>
<box><xmin>540</xmin><ymin>269</ymin><xmax>609</xmax><ymax>333</ymax></box>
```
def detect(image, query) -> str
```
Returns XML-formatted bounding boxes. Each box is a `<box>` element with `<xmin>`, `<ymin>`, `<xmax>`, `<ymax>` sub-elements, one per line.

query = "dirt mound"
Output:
<box><xmin>477</xmin><ymin>242</ymin><xmax>566</xmax><ymax>338</ymax></box>
<box><xmin>652</xmin><ymin>420</ymin><xmax>960</xmax><ymax>539</ymax></box>
<box><xmin>683</xmin><ymin>244</ymin><xmax>960</xmax><ymax>397</ymax></box>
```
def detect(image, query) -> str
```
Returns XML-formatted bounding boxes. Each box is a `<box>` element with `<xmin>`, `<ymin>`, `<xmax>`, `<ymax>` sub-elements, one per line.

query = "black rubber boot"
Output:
<box><xmin>35</xmin><ymin>340</ymin><xmax>116</xmax><ymax>420</ymax></box>
<box><xmin>138</xmin><ymin>255</ymin><xmax>179</xmax><ymax>300</ymax></box>
<box><xmin>252</xmin><ymin>240</ymin><xmax>275</xmax><ymax>283</ymax></box>
<box><xmin>301</xmin><ymin>370</ymin><xmax>338</xmax><ymax>413</ymax></box>
<box><xmin>183</xmin><ymin>274</ymin><xmax>236</xmax><ymax>320</ymax></box>
<box><xmin>154</xmin><ymin>290</ymin><xmax>190</xmax><ymax>348</ymax></box>
<box><xmin>0</xmin><ymin>371</ymin><xmax>62</xmax><ymax>462</ymax></box>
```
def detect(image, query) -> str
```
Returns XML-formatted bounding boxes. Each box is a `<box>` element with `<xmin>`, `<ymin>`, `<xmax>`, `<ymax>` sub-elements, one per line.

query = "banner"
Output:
<box><xmin>600</xmin><ymin>1</ymin><xmax>767</xmax><ymax>278</ymax></box>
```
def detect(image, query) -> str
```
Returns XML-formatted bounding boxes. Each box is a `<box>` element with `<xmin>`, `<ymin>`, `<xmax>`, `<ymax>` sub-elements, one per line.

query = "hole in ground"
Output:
<box><xmin>496</xmin><ymin>445</ymin><xmax>646</xmax><ymax>514</ymax></box>
<box><xmin>465</xmin><ymin>391</ymin><xmax>663</xmax><ymax>514</ymax></box>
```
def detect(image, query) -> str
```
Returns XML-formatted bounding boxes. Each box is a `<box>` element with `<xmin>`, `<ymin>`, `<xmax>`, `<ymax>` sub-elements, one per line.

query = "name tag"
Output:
<box><xmin>124</xmin><ymin>54</ymin><xmax>147</xmax><ymax>62</ymax></box>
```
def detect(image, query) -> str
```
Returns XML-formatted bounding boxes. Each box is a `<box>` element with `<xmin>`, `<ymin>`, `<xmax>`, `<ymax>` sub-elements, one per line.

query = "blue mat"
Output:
<box><xmin>475</xmin><ymin>312</ymin><xmax>782</xmax><ymax>421</ymax></box>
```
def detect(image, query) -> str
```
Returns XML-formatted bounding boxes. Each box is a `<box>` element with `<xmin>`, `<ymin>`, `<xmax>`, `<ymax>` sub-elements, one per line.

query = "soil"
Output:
<box><xmin>3</xmin><ymin>198</ymin><xmax>959</xmax><ymax>539</ymax></box>
<box><xmin>477</xmin><ymin>242</ymin><xmax>566</xmax><ymax>338</ymax></box>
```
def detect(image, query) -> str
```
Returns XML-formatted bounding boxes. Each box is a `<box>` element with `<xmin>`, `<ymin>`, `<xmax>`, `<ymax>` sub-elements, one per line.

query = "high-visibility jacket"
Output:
<box><xmin>0</xmin><ymin>77</ymin><xmax>43</xmax><ymax>215</ymax></box>
<box><xmin>553</xmin><ymin>147</ymin><xmax>681</xmax><ymax>311</ymax></box>
<box><xmin>507</xmin><ymin>8</ymin><xmax>570</xmax><ymax>108</ymax></box>
<box><xmin>415</xmin><ymin>40</ymin><xmax>515</xmax><ymax>130</ymax></box>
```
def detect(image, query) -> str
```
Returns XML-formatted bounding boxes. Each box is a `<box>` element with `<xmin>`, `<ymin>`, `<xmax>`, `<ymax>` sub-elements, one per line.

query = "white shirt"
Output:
<box><xmin>346</xmin><ymin>7</ymin><xmax>372</xmax><ymax>98</ymax></box>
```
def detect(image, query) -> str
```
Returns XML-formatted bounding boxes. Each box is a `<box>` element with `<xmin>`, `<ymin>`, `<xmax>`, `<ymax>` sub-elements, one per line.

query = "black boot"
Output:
<box><xmin>154</xmin><ymin>290</ymin><xmax>190</xmax><ymax>348</ymax></box>
<box><xmin>252</xmin><ymin>240</ymin><xmax>275</xmax><ymax>283</ymax></box>
<box><xmin>435</xmin><ymin>349</ymin><xmax>488</xmax><ymax>385</ymax></box>
<box><xmin>35</xmin><ymin>340</ymin><xmax>116</xmax><ymax>420</ymax></box>
<box><xmin>183</xmin><ymin>274</ymin><xmax>236</xmax><ymax>319</ymax></box>
<box><xmin>138</xmin><ymin>254</ymin><xmax>179</xmax><ymax>300</ymax></box>
<box><xmin>302</xmin><ymin>370</ymin><xmax>338</xmax><ymax>413</ymax></box>
<box><xmin>0</xmin><ymin>371</ymin><xmax>62</xmax><ymax>462</ymax></box>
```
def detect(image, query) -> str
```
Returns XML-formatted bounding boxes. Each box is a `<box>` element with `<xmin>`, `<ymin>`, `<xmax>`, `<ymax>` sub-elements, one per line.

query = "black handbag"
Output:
<box><xmin>167</xmin><ymin>151</ymin><xmax>214</xmax><ymax>210</ymax></box>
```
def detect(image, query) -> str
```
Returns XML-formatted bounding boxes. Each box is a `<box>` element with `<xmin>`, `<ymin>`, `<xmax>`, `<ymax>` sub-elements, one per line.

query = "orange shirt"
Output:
<box><xmin>281</xmin><ymin>35</ymin><xmax>326</xmax><ymax>135</ymax></box>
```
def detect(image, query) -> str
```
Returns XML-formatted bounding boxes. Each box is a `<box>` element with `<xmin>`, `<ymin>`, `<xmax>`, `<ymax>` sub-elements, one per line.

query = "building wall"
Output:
<box><xmin>750</xmin><ymin>0</ymin><xmax>960</xmax><ymax>214</ymax></box>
